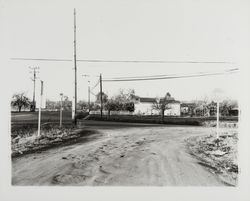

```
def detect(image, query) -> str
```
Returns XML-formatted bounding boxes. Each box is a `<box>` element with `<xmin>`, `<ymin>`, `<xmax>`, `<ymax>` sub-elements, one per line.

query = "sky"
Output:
<box><xmin>0</xmin><ymin>0</ymin><xmax>245</xmax><ymax>103</ymax></box>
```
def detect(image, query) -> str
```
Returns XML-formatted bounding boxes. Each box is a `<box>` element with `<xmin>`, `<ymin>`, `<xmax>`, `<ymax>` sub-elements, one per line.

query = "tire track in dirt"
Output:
<box><xmin>12</xmin><ymin>124</ymin><xmax>227</xmax><ymax>186</ymax></box>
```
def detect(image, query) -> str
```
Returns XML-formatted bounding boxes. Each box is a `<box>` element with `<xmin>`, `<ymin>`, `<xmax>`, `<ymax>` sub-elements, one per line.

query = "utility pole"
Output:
<box><xmin>73</xmin><ymin>8</ymin><xmax>77</xmax><ymax>125</ymax></box>
<box><xmin>88</xmin><ymin>81</ymin><xmax>90</xmax><ymax>112</ymax></box>
<box><xmin>82</xmin><ymin>74</ymin><xmax>90</xmax><ymax>112</ymax></box>
<box><xmin>216</xmin><ymin>101</ymin><xmax>220</xmax><ymax>139</ymax></box>
<box><xmin>38</xmin><ymin>80</ymin><xmax>43</xmax><ymax>137</ymax></box>
<box><xmin>29</xmin><ymin>67</ymin><xmax>39</xmax><ymax>112</ymax></box>
<box><xmin>100</xmin><ymin>74</ymin><xmax>103</xmax><ymax>118</ymax></box>
<box><xmin>60</xmin><ymin>93</ymin><xmax>63</xmax><ymax>128</ymax></box>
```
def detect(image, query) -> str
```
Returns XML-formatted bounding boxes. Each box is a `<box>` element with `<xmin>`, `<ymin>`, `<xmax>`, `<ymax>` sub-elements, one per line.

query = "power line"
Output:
<box><xmin>103</xmin><ymin>68</ymin><xmax>238</xmax><ymax>80</ymax></box>
<box><xmin>102</xmin><ymin>69</ymin><xmax>238</xmax><ymax>82</ymax></box>
<box><xmin>103</xmin><ymin>72</ymin><xmax>237</xmax><ymax>82</ymax></box>
<box><xmin>11</xmin><ymin>57</ymin><xmax>235</xmax><ymax>64</ymax></box>
<box><xmin>90</xmin><ymin>90</ymin><xmax>97</xmax><ymax>96</ymax></box>
<box><xmin>91</xmin><ymin>79</ymin><xmax>100</xmax><ymax>91</ymax></box>
<box><xmin>104</xmin><ymin>73</ymin><xmax>178</xmax><ymax>80</ymax></box>
<box><xmin>76</xmin><ymin>59</ymin><xmax>235</xmax><ymax>64</ymax></box>
<box><xmin>12</xmin><ymin>58</ymin><xmax>72</xmax><ymax>62</ymax></box>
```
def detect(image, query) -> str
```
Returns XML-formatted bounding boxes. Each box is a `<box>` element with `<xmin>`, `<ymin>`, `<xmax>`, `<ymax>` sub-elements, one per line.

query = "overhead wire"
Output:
<box><xmin>104</xmin><ymin>73</ymin><xmax>178</xmax><ymax>80</ymax></box>
<box><xmin>91</xmin><ymin>79</ymin><xmax>100</xmax><ymax>91</ymax></box>
<box><xmin>102</xmin><ymin>68</ymin><xmax>239</xmax><ymax>82</ymax></box>
<box><xmin>90</xmin><ymin>90</ymin><xmax>97</xmax><ymax>96</ymax></box>
<box><xmin>11</xmin><ymin>57</ymin><xmax>235</xmax><ymax>64</ymax></box>
<box><xmin>103</xmin><ymin>68</ymin><xmax>239</xmax><ymax>80</ymax></box>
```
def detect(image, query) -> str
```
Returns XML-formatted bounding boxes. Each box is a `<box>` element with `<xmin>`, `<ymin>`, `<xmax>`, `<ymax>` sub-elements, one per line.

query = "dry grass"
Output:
<box><xmin>186</xmin><ymin>130</ymin><xmax>238</xmax><ymax>186</ymax></box>
<box><xmin>11</xmin><ymin>126</ymin><xmax>95</xmax><ymax>157</ymax></box>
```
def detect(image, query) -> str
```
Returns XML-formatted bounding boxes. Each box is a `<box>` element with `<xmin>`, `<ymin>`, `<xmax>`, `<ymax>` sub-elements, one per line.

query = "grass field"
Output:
<box><xmin>12</xmin><ymin>111</ymin><xmax>72</xmax><ymax>123</ymax></box>
<box><xmin>11</xmin><ymin>111</ymin><xmax>88</xmax><ymax>130</ymax></box>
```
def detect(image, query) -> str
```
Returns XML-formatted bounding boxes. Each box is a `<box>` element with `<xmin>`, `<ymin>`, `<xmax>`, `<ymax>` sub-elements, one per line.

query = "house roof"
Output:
<box><xmin>139</xmin><ymin>97</ymin><xmax>157</xmax><ymax>103</ymax></box>
<box><xmin>159</xmin><ymin>97</ymin><xmax>179</xmax><ymax>104</ymax></box>
<box><xmin>165</xmin><ymin>100</ymin><xmax>180</xmax><ymax>104</ymax></box>
<box><xmin>180</xmin><ymin>103</ymin><xmax>196</xmax><ymax>107</ymax></box>
<box><xmin>138</xmin><ymin>97</ymin><xmax>180</xmax><ymax>104</ymax></box>
<box><xmin>230</xmin><ymin>107</ymin><xmax>238</xmax><ymax>111</ymax></box>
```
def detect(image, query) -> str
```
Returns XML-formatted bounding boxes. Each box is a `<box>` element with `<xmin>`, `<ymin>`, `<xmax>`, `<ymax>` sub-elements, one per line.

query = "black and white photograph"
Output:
<box><xmin>0</xmin><ymin>0</ymin><xmax>250</xmax><ymax>200</ymax></box>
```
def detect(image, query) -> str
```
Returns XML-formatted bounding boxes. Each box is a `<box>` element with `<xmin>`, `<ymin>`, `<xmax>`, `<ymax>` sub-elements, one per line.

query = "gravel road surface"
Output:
<box><xmin>12</xmin><ymin>121</ymin><xmax>226</xmax><ymax>186</ymax></box>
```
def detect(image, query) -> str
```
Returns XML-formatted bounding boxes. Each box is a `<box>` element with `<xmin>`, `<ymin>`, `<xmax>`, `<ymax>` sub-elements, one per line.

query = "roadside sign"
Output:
<box><xmin>212</xmin><ymin>88</ymin><xmax>224</xmax><ymax>140</ymax></box>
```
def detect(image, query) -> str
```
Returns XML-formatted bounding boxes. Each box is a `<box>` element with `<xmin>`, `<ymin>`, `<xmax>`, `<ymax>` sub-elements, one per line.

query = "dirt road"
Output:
<box><xmin>12</xmin><ymin>121</ymin><xmax>227</xmax><ymax>186</ymax></box>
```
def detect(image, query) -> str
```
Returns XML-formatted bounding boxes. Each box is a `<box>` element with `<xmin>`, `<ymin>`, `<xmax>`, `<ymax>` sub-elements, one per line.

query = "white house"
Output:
<box><xmin>133</xmin><ymin>96</ymin><xmax>181</xmax><ymax>116</ymax></box>
<box><xmin>133</xmin><ymin>97</ymin><xmax>158</xmax><ymax>115</ymax></box>
<box><xmin>164</xmin><ymin>100</ymin><xmax>181</xmax><ymax>116</ymax></box>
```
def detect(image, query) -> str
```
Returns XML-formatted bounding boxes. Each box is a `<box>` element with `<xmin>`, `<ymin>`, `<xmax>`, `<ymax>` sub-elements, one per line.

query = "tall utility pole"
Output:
<box><xmin>88</xmin><ymin>81</ymin><xmax>90</xmax><ymax>112</ymax></box>
<box><xmin>82</xmin><ymin>75</ymin><xmax>90</xmax><ymax>112</ymax></box>
<box><xmin>216</xmin><ymin>101</ymin><xmax>220</xmax><ymax>139</ymax></box>
<box><xmin>60</xmin><ymin>93</ymin><xmax>63</xmax><ymax>128</ymax></box>
<box><xmin>38</xmin><ymin>80</ymin><xmax>43</xmax><ymax>137</ymax></box>
<box><xmin>29</xmin><ymin>67</ymin><xmax>39</xmax><ymax>112</ymax></box>
<box><xmin>73</xmin><ymin>8</ymin><xmax>77</xmax><ymax>125</ymax></box>
<box><xmin>100</xmin><ymin>74</ymin><xmax>103</xmax><ymax>118</ymax></box>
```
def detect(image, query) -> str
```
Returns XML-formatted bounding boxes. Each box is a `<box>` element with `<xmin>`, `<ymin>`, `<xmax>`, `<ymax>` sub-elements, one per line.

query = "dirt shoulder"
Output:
<box><xmin>11</xmin><ymin>127</ymin><xmax>99</xmax><ymax>157</ymax></box>
<box><xmin>186</xmin><ymin>129</ymin><xmax>238</xmax><ymax>186</ymax></box>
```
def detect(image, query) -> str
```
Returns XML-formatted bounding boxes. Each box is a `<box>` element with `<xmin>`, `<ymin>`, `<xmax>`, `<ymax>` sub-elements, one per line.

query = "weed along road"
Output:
<box><xmin>12</xmin><ymin>121</ymin><xmax>228</xmax><ymax>186</ymax></box>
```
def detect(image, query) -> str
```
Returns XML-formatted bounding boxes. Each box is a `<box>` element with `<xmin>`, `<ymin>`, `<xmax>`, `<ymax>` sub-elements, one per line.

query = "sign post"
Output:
<box><xmin>38</xmin><ymin>80</ymin><xmax>43</xmax><ymax>137</ymax></box>
<box><xmin>212</xmin><ymin>88</ymin><xmax>224</xmax><ymax>141</ymax></box>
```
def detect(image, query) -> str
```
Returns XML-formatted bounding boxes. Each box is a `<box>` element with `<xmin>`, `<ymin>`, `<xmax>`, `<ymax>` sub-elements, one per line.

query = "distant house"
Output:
<box><xmin>228</xmin><ymin>107</ymin><xmax>239</xmax><ymax>116</ymax></box>
<box><xmin>133</xmin><ymin>96</ymin><xmax>181</xmax><ymax>116</ymax></box>
<box><xmin>180</xmin><ymin>103</ymin><xmax>196</xmax><ymax>116</ymax></box>
<box><xmin>133</xmin><ymin>97</ymin><xmax>158</xmax><ymax>115</ymax></box>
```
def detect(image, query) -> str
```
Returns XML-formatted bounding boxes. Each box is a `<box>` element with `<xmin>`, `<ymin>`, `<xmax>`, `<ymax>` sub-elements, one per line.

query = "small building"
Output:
<box><xmin>133</xmin><ymin>96</ymin><xmax>181</xmax><ymax>116</ymax></box>
<box><xmin>134</xmin><ymin>97</ymin><xmax>158</xmax><ymax>115</ymax></box>
<box><xmin>180</xmin><ymin>103</ymin><xmax>196</xmax><ymax>116</ymax></box>
<box><xmin>228</xmin><ymin>107</ymin><xmax>239</xmax><ymax>116</ymax></box>
<box><xmin>163</xmin><ymin>100</ymin><xmax>181</xmax><ymax>116</ymax></box>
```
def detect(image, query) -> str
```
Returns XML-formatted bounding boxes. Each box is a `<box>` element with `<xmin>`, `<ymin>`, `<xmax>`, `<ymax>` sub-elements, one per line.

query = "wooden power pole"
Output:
<box><xmin>73</xmin><ymin>8</ymin><xmax>77</xmax><ymax>125</ymax></box>
<box><xmin>100</xmin><ymin>74</ymin><xmax>103</xmax><ymax>118</ymax></box>
<box><xmin>29</xmin><ymin>67</ymin><xmax>39</xmax><ymax>111</ymax></box>
<box><xmin>88</xmin><ymin>81</ymin><xmax>90</xmax><ymax>112</ymax></box>
<box><xmin>38</xmin><ymin>80</ymin><xmax>43</xmax><ymax>136</ymax></box>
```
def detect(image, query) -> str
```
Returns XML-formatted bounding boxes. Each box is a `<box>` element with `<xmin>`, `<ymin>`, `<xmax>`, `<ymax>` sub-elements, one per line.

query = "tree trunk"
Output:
<box><xmin>161</xmin><ymin>110</ymin><xmax>164</xmax><ymax>123</ymax></box>
<box><xmin>18</xmin><ymin>106</ymin><xmax>22</xmax><ymax>112</ymax></box>
<box><xmin>108</xmin><ymin>110</ymin><xmax>111</xmax><ymax>119</ymax></box>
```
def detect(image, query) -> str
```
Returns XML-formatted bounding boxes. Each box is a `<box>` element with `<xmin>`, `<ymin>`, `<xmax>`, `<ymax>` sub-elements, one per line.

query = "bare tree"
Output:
<box><xmin>114</xmin><ymin>88</ymin><xmax>135</xmax><ymax>103</ymax></box>
<box><xmin>152</xmin><ymin>92</ymin><xmax>172</xmax><ymax>122</ymax></box>
<box><xmin>104</xmin><ymin>98</ymin><xmax>135</xmax><ymax>117</ymax></box>
<box><xmin>11</xmin><ymin>92</ymin><xmax>31</xmax><ymax>112</ymax></box>
<box><xmin>104</xmin><ymin>99</ymin><xmax>119</xmax><ymax>117</ymax></box>
<box><xmin>45</xmin><ymin>99</ymin><xmax>59</xmax><ymax>111</ymax></box>
<box><xmin>77</xmin><ymin>100</ymin><xmax>88</xmax><ymax>111</ymax></box>
<box><xmin>96</xmin><ymin>92</ymin><xmax>108</xmax><ymax>104</ymax></box>
<box><xmin>62</xmin><ymin>96</ymin><xmax>72</xmax><ymax>111</ymax></box>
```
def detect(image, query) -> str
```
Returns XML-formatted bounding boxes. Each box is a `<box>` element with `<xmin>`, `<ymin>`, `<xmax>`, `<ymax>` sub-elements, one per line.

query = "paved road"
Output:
<box><xmin>12</xmin><ymin>121</ymin><xmax>225</xmax><ymax>186</ymax></box>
